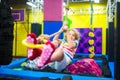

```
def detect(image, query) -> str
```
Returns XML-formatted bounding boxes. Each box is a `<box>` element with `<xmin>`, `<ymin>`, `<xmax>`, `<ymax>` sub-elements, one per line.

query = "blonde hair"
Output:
<box><xmin>64</xmin><ymin>29</ymin><xmax>80</xmax><ymax>40</ymax></box>
<box><xmin>37</xmin><ymin>34</ymin><xmax>50</xmax><ymax>44</ymax></box>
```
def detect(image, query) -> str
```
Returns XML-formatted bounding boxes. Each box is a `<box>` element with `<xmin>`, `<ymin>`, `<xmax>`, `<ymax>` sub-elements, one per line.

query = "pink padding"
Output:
<box><xmin>67</xmin><ymin>58</ymin><xmax>102</xmax><ymax>76</ymax></box>
<box><xmin>44</xmin><ymin>0</ymin><xmax>63</xmax><ymax>21</ymax></box>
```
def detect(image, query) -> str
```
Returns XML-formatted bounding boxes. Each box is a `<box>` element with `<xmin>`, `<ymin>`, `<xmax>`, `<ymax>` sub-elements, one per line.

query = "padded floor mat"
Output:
<box><xmin>23</xmin><ymin>55</ymin><xmax>112</xmax><ymax>78</ymax></box>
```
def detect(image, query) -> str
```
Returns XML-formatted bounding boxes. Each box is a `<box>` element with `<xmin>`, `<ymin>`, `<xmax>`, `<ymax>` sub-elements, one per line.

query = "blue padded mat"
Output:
<box><xmin>0</xmin><ymin>54</ymin><xmax>115</xmax><ymax>80</ymax></box>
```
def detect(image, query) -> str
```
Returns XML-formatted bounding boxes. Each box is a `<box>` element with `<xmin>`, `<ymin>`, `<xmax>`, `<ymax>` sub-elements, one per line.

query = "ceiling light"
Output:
<box><xmin>94</xmin><ymin>0</ymin><xmax>100</xmax><ymax>3</ymax></box>
<box><xmin>26</xmin><ymin>2</ymin><xmax>37</xmax><ymax>8</ymax></box>
<box><xmin>63</xmin><ymin>2</ymin><xmax>67</xmax><ymax>7</ymax></box>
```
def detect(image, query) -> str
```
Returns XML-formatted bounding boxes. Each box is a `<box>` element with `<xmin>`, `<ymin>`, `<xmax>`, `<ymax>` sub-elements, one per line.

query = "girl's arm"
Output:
<box><xmin>53</xmin><ymin>29</ymin><xmax>63</xmax><ymax>41</ymax></box>
<box><xmin>52</xmin><ymin>26</ymin><xmax>65</xmax><ymax>48</ymax></box>
<box><xmin>53</xmin><ymin>23</ymin><xmax>68</xmax><ymax>42</ymax></box>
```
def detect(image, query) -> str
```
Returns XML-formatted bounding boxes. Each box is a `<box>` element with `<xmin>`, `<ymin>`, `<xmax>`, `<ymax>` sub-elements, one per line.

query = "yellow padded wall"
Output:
<box><xmin>13</xmin><ymin>22</ymin><xmax>29</xmax><ymax>56</ymax></box>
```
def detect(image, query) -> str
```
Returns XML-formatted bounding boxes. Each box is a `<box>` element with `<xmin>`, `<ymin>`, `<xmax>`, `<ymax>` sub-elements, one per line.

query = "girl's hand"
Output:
<box><xmin>61</xmin><ymin>21</ymin><xmax>68</xmax><ymax>32</ymax></box>
<box><xmin>62</xmin><ymin>25</ymin><xmax>68</xmax><ymax>32</ymax></box>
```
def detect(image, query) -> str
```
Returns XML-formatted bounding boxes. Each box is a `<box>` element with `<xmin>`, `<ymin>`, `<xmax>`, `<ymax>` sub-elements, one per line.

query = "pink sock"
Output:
<box><xmin>37</xmin><ymin>41</ymin><xmax>55</xmax><ymax>68</ymax></box>
<box><xmin>27</xmin><ymin>33</ymin><xmax>41</xmax><ymax>60</ymax></box>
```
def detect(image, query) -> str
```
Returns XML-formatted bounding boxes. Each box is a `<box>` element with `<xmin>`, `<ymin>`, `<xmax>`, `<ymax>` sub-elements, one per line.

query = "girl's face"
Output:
<box><xmin>68</xmin><ymin>30</ymin><xmax>76</xmax><ymax>40</ymax></box>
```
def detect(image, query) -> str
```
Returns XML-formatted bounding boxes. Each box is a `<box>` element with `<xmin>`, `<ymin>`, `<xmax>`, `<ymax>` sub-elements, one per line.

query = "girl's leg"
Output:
<box><xmin>50</xmin><ymin>47</ymin><xmax>64</xmax><ymax>62</ymax></box>
<box><xmin>50</xmin><ymin>39</ymin><xmax>64</xmax><ymax>62</ymax></box>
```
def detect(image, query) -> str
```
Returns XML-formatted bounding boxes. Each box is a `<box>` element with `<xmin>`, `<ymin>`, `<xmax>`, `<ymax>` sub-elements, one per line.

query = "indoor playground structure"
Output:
<box><xmin>0</xmin><ymin>0</ymin><xmax>120</xmax><ymax>80</ymax></box>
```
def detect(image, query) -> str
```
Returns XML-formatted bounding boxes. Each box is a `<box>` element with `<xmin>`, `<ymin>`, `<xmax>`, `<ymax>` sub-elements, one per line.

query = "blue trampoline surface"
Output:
<box><xmin>0</xmin><ymin>54</ymin><xmax>115</xmax><ymax>80</ymax></box>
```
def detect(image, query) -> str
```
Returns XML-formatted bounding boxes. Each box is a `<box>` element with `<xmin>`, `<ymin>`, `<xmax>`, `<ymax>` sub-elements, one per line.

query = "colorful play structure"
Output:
<box><xmin>0</xmin><ymin>0</ymin><xmax>120</xmax><ymax>80</ymax></box>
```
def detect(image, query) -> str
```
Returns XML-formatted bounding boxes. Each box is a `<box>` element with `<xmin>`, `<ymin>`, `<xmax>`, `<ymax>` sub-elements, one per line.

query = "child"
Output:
<box><xmin>45</xmin><ymin>28</ymin><xmax>80</xmax><ymax>72</ymax></box>
<box><xmin>25</xmin><ymin>24</ymin><xmax>80</xmax><ymax>72</ymax></box>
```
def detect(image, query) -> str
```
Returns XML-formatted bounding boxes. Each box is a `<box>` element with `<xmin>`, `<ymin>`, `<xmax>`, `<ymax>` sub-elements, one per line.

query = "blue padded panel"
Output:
<box><xmin>0</xmin><ymin>58</ymin><xmax>114</xmax><ymax>80</ymax></box>
<box><xmin>44</xmin><ymin>21</ymin><xmax>63</xmax><ymax>40</ymax></box>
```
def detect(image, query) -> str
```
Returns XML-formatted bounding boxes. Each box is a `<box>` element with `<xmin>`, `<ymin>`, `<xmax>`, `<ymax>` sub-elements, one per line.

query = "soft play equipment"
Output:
<box><xmin>66</xmin><ymin>58</ymin><xmax>102</xmax><ymax>76</ymax></box>
<box><xmin>88</xmin><ymin>0</ymin><xmax>95</xmax><ymax>58</ymax></box>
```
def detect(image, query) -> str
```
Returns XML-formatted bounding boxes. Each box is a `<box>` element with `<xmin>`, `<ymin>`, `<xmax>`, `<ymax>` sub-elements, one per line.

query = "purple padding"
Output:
<box><xmin>12</xmin><ymin>10</ymin><xmax>24</xmax><ymax>22</ymax></box>
<box><xmin>76</xmin><ymin>28</ymin><xmax>102</xmax><ymax>54</ymax></box>
<box><xmin>44</xmin><ymin>0</ymin><xmax>63</xmax><ymax>21</ymax></box>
